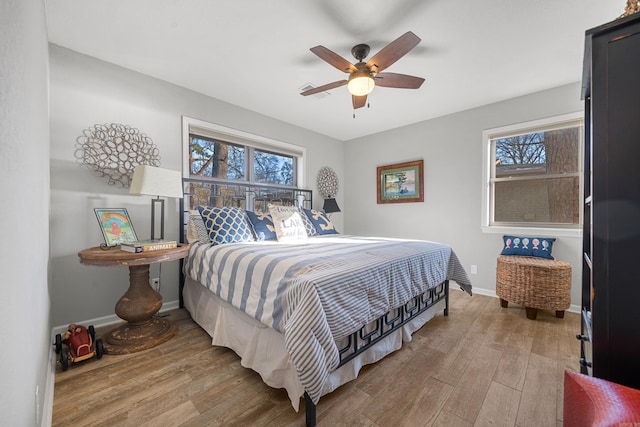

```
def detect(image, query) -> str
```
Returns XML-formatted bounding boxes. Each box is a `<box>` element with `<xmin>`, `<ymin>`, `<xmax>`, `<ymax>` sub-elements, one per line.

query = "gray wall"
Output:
<box><xmin>344</xmin><ymin>83</ymin><xmax>583</xmax><ymax>306</ymax></box>
<box><xmin>49</xmin><ymin>45</ymin><xmax>344</xmax><ymax>327</ymax></box>
<box><xmin>0</xmin><ymin>1</ymin><xmax>51</xmax><ymax>425</ymax></box>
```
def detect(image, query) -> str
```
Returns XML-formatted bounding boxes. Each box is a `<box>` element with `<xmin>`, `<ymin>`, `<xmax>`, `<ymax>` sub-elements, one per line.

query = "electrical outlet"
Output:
<box><xmin>150</xmin><ymin>277</ymin><xmax>160</xmax><ymax>291</ymax></box>
<box><xmin>470</xmin><ymin>265</ymin><xmax>478</xmax><ymax>275</ymax></box>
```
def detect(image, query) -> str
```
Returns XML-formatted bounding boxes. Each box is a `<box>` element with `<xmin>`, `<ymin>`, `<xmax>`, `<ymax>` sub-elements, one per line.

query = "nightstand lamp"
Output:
<box><xmin>322</xmin><ymin>197</ymin><xmax>341</xmax><ymax>214</ymax></box>
<box><xmin>129</xmin><ymin>165</ymin><xmax>183</xmax><ymax>240</ymax></box>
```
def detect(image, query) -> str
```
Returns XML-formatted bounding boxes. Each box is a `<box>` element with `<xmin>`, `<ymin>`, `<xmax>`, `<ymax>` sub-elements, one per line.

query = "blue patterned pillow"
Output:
<box><xmin>303</xmin><ymin>209</ymin><xmax>339</xmax><ymax>235</ymax></box>
<box><xmin>298</xmin><ymin>207</ymin><xmax>317</xmax><ymax>236</ymax></box>
<box><xmin>245</xmin><ymin>210</ymin><xmax>276</xmax><ymax>241</ymax></box>
<box><xmin>198</xmin><ymin>206</ymin><xmax>255</xmax><ymax>245</ymax></box>
<box><xmin>501</xmin><ymin>235</ymin><xmax>555</xmax><ymax>259</ymax></box>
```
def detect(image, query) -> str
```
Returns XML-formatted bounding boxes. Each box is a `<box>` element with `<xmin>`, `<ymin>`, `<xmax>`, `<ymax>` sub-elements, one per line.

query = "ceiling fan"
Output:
<box><xmin>300</xmin><ymin>31</ymin><xmax>425</xmax><ymax>110</ymax></box>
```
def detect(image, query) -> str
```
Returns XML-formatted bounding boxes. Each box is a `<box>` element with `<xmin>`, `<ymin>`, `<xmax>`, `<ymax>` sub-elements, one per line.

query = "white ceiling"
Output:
<box><xmin>45</xmin><ymin>0</ymin><xmax>623</xmax><ymax>141</ymax></box>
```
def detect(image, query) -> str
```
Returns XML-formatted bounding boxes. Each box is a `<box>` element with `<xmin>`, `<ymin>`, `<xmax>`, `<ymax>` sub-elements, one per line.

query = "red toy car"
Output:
<box><xmin>54</xmin><ymin>324</ymin><xmax>104</xmax><ymax>371</ymax></box>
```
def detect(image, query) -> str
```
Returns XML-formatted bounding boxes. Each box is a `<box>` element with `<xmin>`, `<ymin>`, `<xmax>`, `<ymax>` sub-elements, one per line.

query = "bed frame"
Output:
<box><xmin>178</xmin><ymin>178</ymin><xmax>449</xmax><ymax>427</ymax></box>
<box><xmin>303</xmin><ymin>280</ymin><xmax>449</xmax><ymax>425</ymax></box>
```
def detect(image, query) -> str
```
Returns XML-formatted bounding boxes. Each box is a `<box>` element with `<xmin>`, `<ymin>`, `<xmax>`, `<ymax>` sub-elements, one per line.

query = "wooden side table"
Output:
<box><xmin>78</xmin><ymin>244</ymin><xmax>189</xmax><ymax>354</ymax></box>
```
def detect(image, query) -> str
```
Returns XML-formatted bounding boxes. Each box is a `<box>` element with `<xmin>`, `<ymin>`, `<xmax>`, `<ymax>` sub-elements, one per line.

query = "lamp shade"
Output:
<box><xmin>129</xmin><ymin>165</ymin><xmax>183</xmax><ymax>198</ymax></box>
<box><xmin>322</xmin><ymin>197</ymin><xmax>341</xmax><ymax>214</ymax></box>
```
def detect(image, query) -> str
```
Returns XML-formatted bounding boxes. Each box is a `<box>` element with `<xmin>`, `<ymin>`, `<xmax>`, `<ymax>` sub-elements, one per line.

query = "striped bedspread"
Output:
<box><xmin>183</xmin><ymin>235</ymin><xmax>472</xmax><ymax>404</ymax></box>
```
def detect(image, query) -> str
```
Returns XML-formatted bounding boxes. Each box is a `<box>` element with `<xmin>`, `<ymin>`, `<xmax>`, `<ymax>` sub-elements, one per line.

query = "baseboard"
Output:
<box><xmin>44</xmin><ymin>299</ymin><xmax>180</xmax><ymax>425</ymax></box>
<box><xmin>467</xmin><ymin>286</ymin><xmax>580</xmax><ymax>314</ymax></box>
<box><xmin>51</xmin><ymin>299</ymin><xmax>180</xmax><ymax>335</ymax></box>
<box><xmin>41</xmin><ymin>345</ymin><xmax>55</xmax><ymax>427</ymax></box>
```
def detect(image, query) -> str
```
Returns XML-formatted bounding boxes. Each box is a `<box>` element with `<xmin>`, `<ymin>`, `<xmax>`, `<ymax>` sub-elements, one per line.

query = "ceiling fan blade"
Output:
<box><xmin>352</xmin><ymin>94</ymin><xmax>367</xmax><ymax>109</ymax></box>
<box><xmin>375</xmin><ymin>72</ymin><xmax>425</xmax><ymax>89</ymax></box>
<box><xmin>300</xmin><ymin>80</ymin><xmax>347</xmax><ymax>96</ymax></box>
<box><xmin>365</xmin><ymin>31</ymin><xmax>421</xmax><ymax>73</ymax></box>
<box><xmin>310</xmin><ymin>46</ymin><xmax>358</xmax><ymax>73</ymax></box>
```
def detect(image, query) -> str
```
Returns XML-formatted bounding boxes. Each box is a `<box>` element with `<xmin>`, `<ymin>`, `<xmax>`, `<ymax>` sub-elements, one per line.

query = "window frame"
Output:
<box><xmin>481</xmin><ymin>112</ymin><xmax>584</xmax><ymax>237</ymax></box>
<box><xmin>182</xmin><ymin>116</ymin><xmax>305</xmax><ymax>189</ymax></box>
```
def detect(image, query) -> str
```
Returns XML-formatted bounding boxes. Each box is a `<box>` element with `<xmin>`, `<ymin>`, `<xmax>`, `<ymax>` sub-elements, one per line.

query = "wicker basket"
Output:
<box><xmin>496</xmin><ymin>255</ymin><xmax>571</xmax><ymax>320</ymax></box>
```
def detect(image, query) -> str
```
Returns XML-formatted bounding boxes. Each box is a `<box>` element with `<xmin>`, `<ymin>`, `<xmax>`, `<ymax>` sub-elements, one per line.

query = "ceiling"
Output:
<box><xmin>45</xmin><ymin>0</ymin><xmax>623</xmax><ymax>141</ymax></box>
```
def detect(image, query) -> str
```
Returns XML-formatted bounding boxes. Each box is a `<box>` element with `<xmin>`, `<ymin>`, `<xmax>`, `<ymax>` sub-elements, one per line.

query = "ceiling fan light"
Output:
<box><xmin>348</xmin><ymin>75</ymin><xmax>375</xmax><ymax>96</ymax></box>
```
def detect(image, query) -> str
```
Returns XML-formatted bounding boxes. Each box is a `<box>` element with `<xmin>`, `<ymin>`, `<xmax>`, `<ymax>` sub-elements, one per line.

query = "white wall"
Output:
<box><xmin>343</xmin><ymin>83</ymin><xmax>584</xmax><ymax>307</ymax></box>
<box><xmin>49</xmin><ymin>45</ymin><xmax>344</xmax><ymax>327</ymax></box>
<box><xmin>0</xmin><ymin>1</ymin><xmax>51</xmax><ymax>425</ymax></box>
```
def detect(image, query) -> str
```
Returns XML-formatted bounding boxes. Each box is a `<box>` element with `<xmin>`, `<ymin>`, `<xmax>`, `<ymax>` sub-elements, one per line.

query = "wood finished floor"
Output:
<box><xmin>52</xmin><ymin>289</ymin><xmax>581</xmax><ymax>426</ymax></box>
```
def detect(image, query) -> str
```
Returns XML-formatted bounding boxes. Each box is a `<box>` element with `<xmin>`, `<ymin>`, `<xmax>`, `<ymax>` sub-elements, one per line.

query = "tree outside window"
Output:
<box><xmin>189</xmin><ymin>136</ymin><xmax>294</xmax><ymax>186</ymax></box>
<box><xmin>490</xmin><ymin>121</ymin><xmax>582</xmax><ymax>227</ymax></box>
<box><xmin>253</xmin><ymin>149</ymin><xmax>293</xmax><ymax>186</ymax></box>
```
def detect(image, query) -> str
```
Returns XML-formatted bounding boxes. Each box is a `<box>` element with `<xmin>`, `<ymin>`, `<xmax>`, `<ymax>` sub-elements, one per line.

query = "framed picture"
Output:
<box><xmin>377</xmin><ymin>160</ymin><xmax>424</xmax><ymax>204</ymax></box>
<box><xmin>94</xmin><ymin>208</ymin><xmax>138</xmax><ymax>246</ymax></box>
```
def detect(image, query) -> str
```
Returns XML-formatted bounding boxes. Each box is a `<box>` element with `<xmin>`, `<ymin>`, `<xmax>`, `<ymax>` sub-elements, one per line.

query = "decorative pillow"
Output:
<box><xmin>187</xmin><ymin>211</ymin><xmax>210</xmax><ymax>243</ymax></box>
<box><xmin>298</xmin><ymin>207</ymin><xmax>317</xmax><ymax>236</ymax></box>
<box><xmin>268</xmin><ymin>204</ymin><xmax>308</xmax><ymax>242</ymax></box>
<box><xmin>303</xmin><ymin>208</ymin><xmax>339</xmax><ymax>235</ymax></box>
<box><xmin>197</xmin><ymin>206</ymin><xmax>255</xmax><ymax>245</ymax></box>
<box><xmin>501</xmin><ymin>235</ymin><xmax>555</xmax><ymax>259</ymax></box>
<box><xmin>245</xmin><ymin>210</ymin><xmax>276</xmax><ymax>241</ymax></box>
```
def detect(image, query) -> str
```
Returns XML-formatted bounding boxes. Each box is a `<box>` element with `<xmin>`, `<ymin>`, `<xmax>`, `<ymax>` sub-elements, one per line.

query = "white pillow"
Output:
<box><xmin>268</xmin><ymin>204</ymin><xmax>308</xmax><ymax>242</ymax></box>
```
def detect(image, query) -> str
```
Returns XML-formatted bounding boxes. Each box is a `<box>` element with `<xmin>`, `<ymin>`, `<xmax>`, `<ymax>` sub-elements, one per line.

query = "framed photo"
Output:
<box><xmin>94</xmin><ymin>208</ymin><xmax>138</xmax><ymax>246</ymax></box>
<box><xmin>377</xmin><ymin>160</ymin><xmax>424</xmax><ymax>204</ymax></box>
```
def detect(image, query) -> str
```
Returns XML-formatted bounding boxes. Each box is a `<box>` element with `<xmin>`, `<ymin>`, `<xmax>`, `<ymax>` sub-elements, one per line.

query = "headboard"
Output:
<box><xmin>178</xmin><ymin>177</ymin><xmax>313</xmax><ymax>306</ymax></box>
<box><xmin>179</xmin><ymin>177</ymin><xmax>313</xmax><ymax>243</ymax></box>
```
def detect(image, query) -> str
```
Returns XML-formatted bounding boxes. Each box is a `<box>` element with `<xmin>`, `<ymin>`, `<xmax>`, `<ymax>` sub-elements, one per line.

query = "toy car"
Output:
<box><xmin>54</xmin><ymin>324</ymin><xmax>104</xmax><ymax>371</ymax></box>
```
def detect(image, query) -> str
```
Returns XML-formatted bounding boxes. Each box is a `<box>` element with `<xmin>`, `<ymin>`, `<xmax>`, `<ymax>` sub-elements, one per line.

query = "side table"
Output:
<box><xmin>78</xmin><ymin>244</ymin><xmax>189</xmax><ymax>354</ymax></box>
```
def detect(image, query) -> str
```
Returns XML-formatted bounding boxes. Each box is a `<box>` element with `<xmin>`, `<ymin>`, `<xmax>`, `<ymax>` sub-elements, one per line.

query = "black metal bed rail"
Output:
<box><xmin>304</xmin><ymin>280</ymin><xmax>449</xmax><ymax>426</ymax></box>
<box><xmin>337</xmin><ymin>280</ymin><xmax>449</xmax><ymax>366</ymax></box>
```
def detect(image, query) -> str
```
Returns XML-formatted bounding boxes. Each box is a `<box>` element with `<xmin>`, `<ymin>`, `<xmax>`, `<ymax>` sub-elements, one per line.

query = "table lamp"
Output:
<box><xmin>322</xmin><ymin>197</ymin><xmax>341</xmax><ymax>214</ymax></box>
<box><xmin>129</xmin><ymin>165</ymin><xmax>183</xmax><ymax>240</ymax></box>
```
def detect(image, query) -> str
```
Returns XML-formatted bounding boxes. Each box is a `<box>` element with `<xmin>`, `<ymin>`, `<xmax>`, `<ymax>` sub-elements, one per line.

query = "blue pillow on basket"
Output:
<box><xmin>198</xmin><ymin>206</ymin><xmax>255</xmax><ymax>245</ymax></box>
<box><xmin>501</xmin><ymin>235</ymin><xmax>555</xmax><ymax>259</ymax></box>
<box><xmin>303</xmin><ymin>208</ymin><xmax>339</xmax><ymax>235</ymax></box>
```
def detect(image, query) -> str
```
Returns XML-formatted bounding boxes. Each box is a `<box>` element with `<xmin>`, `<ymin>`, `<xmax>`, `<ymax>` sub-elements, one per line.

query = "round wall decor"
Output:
<box><xmin>74</xmin><ymin>123</ymin><xmax>161</xmax><ymax>187</ymax></box>
<box><xmin>316</xmin><ymin>166</ymin><xmax>339</xmax><ymax>198</ymax></box>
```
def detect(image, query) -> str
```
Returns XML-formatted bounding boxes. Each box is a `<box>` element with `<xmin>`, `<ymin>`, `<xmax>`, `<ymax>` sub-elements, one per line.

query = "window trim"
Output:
<box><xmin>481</xmin><ymin>112</ymin><xmax>584</xmax><ymax>237</ymax></box>
<box><xmin>181</xmin><ymin>116</ymin><xmax>306</xmax><ymax>188</ymax></box>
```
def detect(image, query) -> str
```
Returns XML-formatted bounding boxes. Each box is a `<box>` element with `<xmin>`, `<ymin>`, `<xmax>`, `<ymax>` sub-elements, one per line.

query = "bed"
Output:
<box><xmin>179</xmin><ymin>179</ymin><xmax>472</xmax><ymax>426</ymax></box>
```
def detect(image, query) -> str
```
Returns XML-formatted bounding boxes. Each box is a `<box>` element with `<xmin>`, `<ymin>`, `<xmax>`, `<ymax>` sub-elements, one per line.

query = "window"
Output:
<box><xmin>482</xmin><ymin>113</ymin><xmax>583</xmax><ymax>232</ymax></box>
<box><xmin>182</xmin><ymin>117</ymin><xmax>304</xmax><ymax>188</ymax></box>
